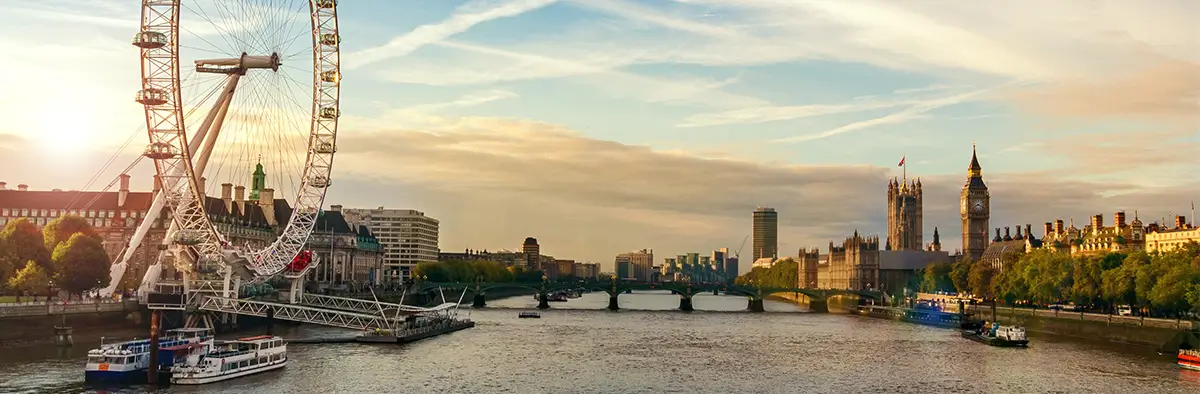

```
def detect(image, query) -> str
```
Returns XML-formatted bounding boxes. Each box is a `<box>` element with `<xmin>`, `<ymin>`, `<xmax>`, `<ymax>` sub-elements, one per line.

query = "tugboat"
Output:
<box><xmin>84</xmin><ymin>328</ymin><xmax>213</xmax><ymax>384</ymax></box>
<box><xmin>519</xmin><ymin>312</ymin><xmax>541</xmax><ymax>319</ymax></box>
<box><xmin>961</xmin><ymin>322</ymin><xmax>1029</xmax><ymax>347</ymax></box>
<box><xmin>170</xmin><ymin>335</ymin><xmax>287</xmax><ymax>385</ymax></box>
<box><xmin>1178</xmin><ymin>349</ymin><xmax>1200</xmax><ymax>371</ymax></box>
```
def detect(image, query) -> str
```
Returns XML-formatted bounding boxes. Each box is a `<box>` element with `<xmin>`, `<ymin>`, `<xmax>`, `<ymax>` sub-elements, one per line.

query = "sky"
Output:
<box><xmin>1</xmin><ymin>0</ymin><xmax>1198</xmax><ymax>274</ymax></box>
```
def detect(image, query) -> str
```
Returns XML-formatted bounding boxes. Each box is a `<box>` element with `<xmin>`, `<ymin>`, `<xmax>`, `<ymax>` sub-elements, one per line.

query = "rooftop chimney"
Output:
<box><xmin>1044</xmin><ymin>222</ymin><xmax>1053</xmax><ymax>237</ymax></box>
<box><xmin>1054</xmin><ymin>219</ymin><xmax>1064</xmax><ymax>234</ymax></box>
<box><xmin>1091</xmin><ymin>214</ymin><xmax>1103</xmax><ymax>234</ymax></box>
<box><xmin>118</xmin><ymin>174</ymin><xmax>131</xmax><ymax>208</ymax></box>
<box><xmin>234</xmin><ymin>185</ymin><xmax>246</xmax><ymax>213</ymax></box>
<box><xmin>1176</xmin><ymin>215</ymin><xmax>1187</xmax><ymax>229</ymax></box>
<box><xmin>1004</xmin><ymin>227</ymin><xmax>1012</xmax><ymax>241</ymax></box>
<box><xmin>259</xmin><ymin>188</ymin><xmax>276</xmax><ymax>226</ymax></box>
<box><xmin>994</xmin><ymin>228</ymin><xmax>1001</xmax><ymax>242</ymax></box>
<box><xmin>0</xmin><ymin>182</ymin><xmax>6</xmax><ymax>191</ymax></box>
<box><xmin>17</xmin><ymin>184</ymin><xmax>28</xmax><ymax>191</ymax></box>
<box><xmin>330</xmin><ymin>204</ymin><xmax>343</xmax><ymax>212</ymax></box>
<box><xmin>1014</xmin><ymin>225</ymin><xmax>1023</xmax><ymax>240</ymax></box>
<box><xmin>221</xmin><ymin>183</ymin><xmax>233</xmax><ymax>213</ymax></box>
<box><xmin>1025</xmin><ymin>224</ymin><xmax>1033</xmax><ymax>240</ymax></box>
<box><xmin>1114</xmin><ymin>211</ymin><xmax>1126</xmax><ymax>228</ymax></box>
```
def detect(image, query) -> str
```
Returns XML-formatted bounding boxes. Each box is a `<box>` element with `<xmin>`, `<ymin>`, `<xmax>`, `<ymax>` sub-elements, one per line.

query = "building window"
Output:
<box><xmin>20</xmin><ymin>209</ymin><xmax>28</xmax><ymax>216</ymax></box>
<box><xmin>1</xmin><ymin>208</ymin><xmax>7</xmax><ymax>216</ymax></box>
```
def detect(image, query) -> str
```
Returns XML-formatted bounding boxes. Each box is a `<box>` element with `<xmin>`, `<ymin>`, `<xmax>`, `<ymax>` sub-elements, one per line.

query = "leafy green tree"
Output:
<box><xmin>1071</xmin><ymin>257</ymin><xmax>1102</xmax><ymax>307</ymax></box>
<box><xmin>43</xmin><ymin>215</ymin><xmax>100</xmax><ymax>253</ymax></box>
<box><xmin>1149</xmin><ymin>264</ymin><xmax>1197</xmax><ymax>316</ymax></box>
<box><xmin>1100</xmin><ymin>258</ymin><xmax>1138</xmax><ymax>311</ymax></box>
<box><xmin>734</xmin><ymin>258</ymin><xmax>799</xmax><ymax>288</ymax></box>
<box><xmin>7</xmin><ymin>260</ymin><xmax>50</xmax><ymax>301</ymax></box>
<box><xmin>0</xmin><ymin>218</ymin><xmax>51</xmax><ymax>282</ymax></box>
<box><xmin>950</xmin><ymin>257</ymin><xmax>972</xmax><ymax>294</ymax></box>
<box><xmin>920</xmin><ymin>262</ymin><xmax>953</xmax><ymax>293</ymax></box>
<box><xmin>51</xmin><ymin>233</ymin><xmax>111</xmax><ymax>296</ymax></box>
<box><xmin>967</xmin><ymin>260</ymin><xmax>996</xmax><ymax>300</ymax></box>
<box><xmin>414</xmin><ymin>260</ymin><xmax>526</xmax><ymax>283</ymax></box>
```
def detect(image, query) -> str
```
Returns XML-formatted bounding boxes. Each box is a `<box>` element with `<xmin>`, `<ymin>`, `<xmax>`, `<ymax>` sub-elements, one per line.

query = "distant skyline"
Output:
<box><xmin>1</xmin><ymin>0</ymin><xmax>1197</xmax><ymax>270</ymax></box>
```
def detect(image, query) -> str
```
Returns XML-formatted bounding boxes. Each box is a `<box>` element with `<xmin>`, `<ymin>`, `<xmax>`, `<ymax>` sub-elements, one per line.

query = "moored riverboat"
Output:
<box><xmin>84</xmin><ymin>328</ymin><xmax>212</xmax><ymax>384</ymax></box>
<box><xmin>1178</xmin><ymin>349</ymin><xmax>1200</xmax><ymax>371</ymax></box>
<box><xmin>170</xmin><ymin>335</ymin><xmax>287</xmax><ymax>385</ymax></box>
<box><xmin>962</xmin><ymin>323</ymin><xmax>1029</xmax><ymax>347</ymax></box>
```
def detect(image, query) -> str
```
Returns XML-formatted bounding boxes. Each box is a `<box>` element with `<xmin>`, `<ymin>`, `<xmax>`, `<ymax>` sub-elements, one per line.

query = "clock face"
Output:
<box><xmin>972</xmin><ymin>200</ymin><xmax>985</xmax><ymax>213</ymax></box>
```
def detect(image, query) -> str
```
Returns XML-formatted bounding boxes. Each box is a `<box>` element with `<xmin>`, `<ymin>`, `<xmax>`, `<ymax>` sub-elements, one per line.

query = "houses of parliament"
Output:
<box><xmin>801</xmin><ymin>145</ymin><xmax>989</xmax><ymax>292</ymax></box>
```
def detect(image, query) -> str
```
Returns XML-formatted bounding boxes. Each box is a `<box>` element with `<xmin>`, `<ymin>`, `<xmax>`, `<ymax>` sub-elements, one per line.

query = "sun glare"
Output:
<box><xmin>35</xmin><ymin>106</ymin><xmax>93</xmax><ymax>155</ymax></box>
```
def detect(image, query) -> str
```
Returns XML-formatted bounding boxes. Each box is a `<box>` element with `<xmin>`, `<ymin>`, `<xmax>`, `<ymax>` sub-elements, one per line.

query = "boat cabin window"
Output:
<box><xmin>87</xmin><ymin>356</ymin><xmax>106</xmax><ymax>364</ymax></box>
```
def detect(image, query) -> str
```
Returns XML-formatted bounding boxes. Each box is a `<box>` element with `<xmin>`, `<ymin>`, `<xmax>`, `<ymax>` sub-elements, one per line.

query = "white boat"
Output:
<box><xmin>170</xmin><ymin>335</ymin><xmax>287</xmax><ymax>385</ymax></box>
<box><xmin>84</xmin><ymin>328</ymin><xmax>213</xmax><ymax>384</ymax></box>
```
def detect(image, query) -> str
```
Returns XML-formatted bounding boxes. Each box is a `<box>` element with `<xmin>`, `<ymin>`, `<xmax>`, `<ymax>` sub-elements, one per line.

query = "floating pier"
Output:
<box><xmin>356</xmin><ymin>319</ymin><xmax>475</xmax><ymax>344</ymax></box>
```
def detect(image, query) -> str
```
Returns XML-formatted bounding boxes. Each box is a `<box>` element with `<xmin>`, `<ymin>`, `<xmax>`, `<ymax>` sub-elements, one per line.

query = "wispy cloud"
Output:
<box><xmin>344</xmin><ymin>0</ymin><xmax>558</xmax><ymax>70</ymax></box>
<box><xmin>426</xmin><ymin>40</ymin><xmax>769</xmax><ymax>109</ymax></box>
<box><xmin>775</xmin><ymin>83</ymin><xmax>1013</xmax><ymax>144</ymax></box>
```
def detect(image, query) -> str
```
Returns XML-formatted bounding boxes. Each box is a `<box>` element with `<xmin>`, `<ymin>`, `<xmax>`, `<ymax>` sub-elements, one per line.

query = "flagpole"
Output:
<box><xmin>903</xmin><ymin>153</ymin><xmax>907</xmax><ymax>183</ymax></box>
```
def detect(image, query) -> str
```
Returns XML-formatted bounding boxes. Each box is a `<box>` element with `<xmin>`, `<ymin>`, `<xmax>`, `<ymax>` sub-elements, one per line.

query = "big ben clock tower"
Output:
<box><xmin>960</xmin><ymin>143</ymin><xmax>989</xmax><ymax>260</ymax></box>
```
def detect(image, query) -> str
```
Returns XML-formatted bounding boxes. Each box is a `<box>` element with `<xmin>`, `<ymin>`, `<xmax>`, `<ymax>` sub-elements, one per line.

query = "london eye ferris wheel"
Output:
<box><xmin>132</xmin><ymin>0</ymin><xmax>341</xmax><ymax>286</ymax></box>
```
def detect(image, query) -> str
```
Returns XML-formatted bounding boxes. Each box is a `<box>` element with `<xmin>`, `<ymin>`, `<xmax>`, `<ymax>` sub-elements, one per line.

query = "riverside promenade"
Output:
<box><xmin>0</xmin><ymin>298</ymin><xmax>140</xmax><ymax>319</ymax></box>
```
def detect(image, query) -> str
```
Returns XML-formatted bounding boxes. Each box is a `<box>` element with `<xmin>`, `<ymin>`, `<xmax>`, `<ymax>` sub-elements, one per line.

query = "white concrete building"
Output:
<box><xmin>342</xmin><ymin>207</ymin><xmax>439</xmax><ymax>283</ymax></box>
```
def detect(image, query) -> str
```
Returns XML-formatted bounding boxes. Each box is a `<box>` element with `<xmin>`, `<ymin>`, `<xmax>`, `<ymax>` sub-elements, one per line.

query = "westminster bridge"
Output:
<box><xmin>407</xmin><ymin>278</ymin><xmax>880</xmax><ymax>312</ymax></box>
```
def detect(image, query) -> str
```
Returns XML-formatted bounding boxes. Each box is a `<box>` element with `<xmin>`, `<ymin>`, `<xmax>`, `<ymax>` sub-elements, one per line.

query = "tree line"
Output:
<box><xmin>734</xmin><ymin>258</ymin><xmax>798</xmax><ymax>288</ymax></box>
<box><xmin>414</xmin><ymin>260</ymin><xmax>542</xmax><ymax>283</ymax></box>
<box><xmin>0</xmin><ymin>216</ymin><xmax>113</xmax><ymax>301</ymax></box>
<box><xmin>919</xmin><ymin>242</ymin><xmax>1200</xmax><ymax>318</ymax></box>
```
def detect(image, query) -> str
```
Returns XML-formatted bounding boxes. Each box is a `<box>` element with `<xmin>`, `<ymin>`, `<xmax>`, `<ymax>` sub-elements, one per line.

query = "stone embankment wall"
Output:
<box><xmin>974</xmin><ymin>306</ymin><xmax>1190</xmax><ymax>348</ymax></box>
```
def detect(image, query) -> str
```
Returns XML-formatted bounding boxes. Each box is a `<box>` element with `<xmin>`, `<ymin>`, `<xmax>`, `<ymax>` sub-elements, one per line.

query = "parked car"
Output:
<box><xmin>1117</xmin><ymin>305</ymin><xmax>1133</xmax><ymax>316</ymax></box>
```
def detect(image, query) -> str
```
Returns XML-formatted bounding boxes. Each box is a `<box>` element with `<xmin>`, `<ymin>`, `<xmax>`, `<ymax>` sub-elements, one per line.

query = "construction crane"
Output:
<box><xmin>734</xmin><ymin>234</ymin><xmax>749</xmax><ymax>260</ymax></box>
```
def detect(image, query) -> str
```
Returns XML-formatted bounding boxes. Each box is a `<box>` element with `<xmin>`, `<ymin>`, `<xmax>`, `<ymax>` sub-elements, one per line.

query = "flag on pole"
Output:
<box><xmin>898</xmin><ymin>156</ymin><xmax>906</xmax><ymax>167</ymax></box>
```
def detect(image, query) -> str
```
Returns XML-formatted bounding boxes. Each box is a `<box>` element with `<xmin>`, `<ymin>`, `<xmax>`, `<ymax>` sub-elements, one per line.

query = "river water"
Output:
<box><xmin>1</xmin><ymin>291</ymin><xmax>1196</xmax><ymax>393</ymax></box>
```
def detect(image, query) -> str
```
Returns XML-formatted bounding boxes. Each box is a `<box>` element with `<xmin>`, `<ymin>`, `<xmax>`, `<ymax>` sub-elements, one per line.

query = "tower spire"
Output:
<box><xmin>968</xmin><ymin>142</ymin><xmax>982</xmax><ymax>177</ymax></box>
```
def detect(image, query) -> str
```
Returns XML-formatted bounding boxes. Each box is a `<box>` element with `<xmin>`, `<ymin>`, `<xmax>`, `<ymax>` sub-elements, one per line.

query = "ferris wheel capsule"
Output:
<box><xmin>319</xmin><ymin>107</ymin><xmax>340</xmax><ymax>119</ymax></box>
<box><xmin>174</xmin><ymin>229</ymin><xmax>205</xmax><ymax>246</ymax></box>
<box><xmin>314</xmin><ymin>141</ymin><xmax>336</xmax><ymax>154</ymax></box>
<box><xmin>143</xmin><ymin>142</ymin><xmax>178</xmax><ymax>160</ymax></box>
<box><xmin>135</xmin><ymin>88</ymin><xmax>168</xmax><ymax>106</ymax></box>
<box><xmin>308</xmin><ymin>175</ymin><xmax>331</xmax><ymax>188</ymax></box>
<box><xmin>131</xmin><ymin>31</ymin><xmax>168</xmax><ymax>49</ymax></box>
<box><xmin>319</xmin><ymin>33</ymin><xmax>341</xmax><ymax>46</ymax></box>
<box><xmin>321</xmin><ymin>71</ymin><xmax>340</xmax><ymax>84</ymax></box>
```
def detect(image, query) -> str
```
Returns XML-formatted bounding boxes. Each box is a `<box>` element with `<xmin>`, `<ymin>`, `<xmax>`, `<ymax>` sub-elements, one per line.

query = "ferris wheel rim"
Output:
<box><xmin>136</xmin><ymin>0</ymin><xmax>341</xmax><ymax>279</ymax></box>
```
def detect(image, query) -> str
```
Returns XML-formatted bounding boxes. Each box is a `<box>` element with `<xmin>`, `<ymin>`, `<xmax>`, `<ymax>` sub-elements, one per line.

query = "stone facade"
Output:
<box><xmin>960</xmin><ymin>145</ymin><xmax>990</xmax><ymax>261</ymax></box>
<box><xmin>887</xmin><ymin>177</ymin><xmax>923</xmax><ymax>251</ymax></box>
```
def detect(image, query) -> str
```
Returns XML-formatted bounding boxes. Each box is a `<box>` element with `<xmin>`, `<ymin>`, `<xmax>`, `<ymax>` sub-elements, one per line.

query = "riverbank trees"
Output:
<box><xmin>0</xmin><ymin>216</ymin><xmax>110</xmax><ymax>299</ymax></box>
<box><xmin>959</xmin><ymin>244</ymin><xmax>1200</xmax><ymax>318</ymax></box>
<box><xmin>735</xmin><ymin>258</ymin><xmax>798</xmax><ymax>288</ymax></box>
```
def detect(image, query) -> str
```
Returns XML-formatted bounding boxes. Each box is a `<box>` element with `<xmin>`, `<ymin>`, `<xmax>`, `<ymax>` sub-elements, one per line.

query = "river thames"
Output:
<box><xmin>1</xmin><ymin>291</ymin><xmax>1196</xmax><ymax>393</ymax></box>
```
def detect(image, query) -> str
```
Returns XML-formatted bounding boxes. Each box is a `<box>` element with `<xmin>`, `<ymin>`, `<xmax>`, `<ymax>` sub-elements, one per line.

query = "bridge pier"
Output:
<box><xmin>807</xmin><ymin>298</ymin><xmax>829</xmax><ymax>313</ymax></box>
<box><xmin>607</xmin><ymin>295</ymin><xmax>620</xmax><ymax>311</ymax></box>
<box><xmin>472</xmin><ymin>293</ymin><xmax>487</xmax><ymax>308</ymax></box>
<box><xmin>537</xmin><ymin>293</ymin><xmax>550</xmax><ymax>310</ymax></box>
<box><xmin>748</xmin><ymin>298</ymin><xmax>765</xmax><ymax>312</ymax></box>
<box><xmin>678</xmin><ymin>297</ymin><xmax>694</xmax><ymax>312</ymax></box>
<box><xmin>713</xmin><ymin>289</ymin><xmax>718</xmax><ymax>295</ymax></box>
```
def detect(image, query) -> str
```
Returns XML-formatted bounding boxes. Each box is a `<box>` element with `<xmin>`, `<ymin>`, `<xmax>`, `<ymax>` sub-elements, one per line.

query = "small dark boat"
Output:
<box><xmin>519</xmin><ymin>312</ymin><xmax>541</xmax><ymax>319</ymax></box>
<box><xmin>962</xmin><ymin>324</ymin><xmax>1029</xmax><ymax>347</ymax></box>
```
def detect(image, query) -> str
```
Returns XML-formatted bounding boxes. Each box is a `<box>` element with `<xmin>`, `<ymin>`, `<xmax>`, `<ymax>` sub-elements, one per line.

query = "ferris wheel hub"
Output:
<box><xmin>195</xmin><ymin>52</ymin><xmax>281</xmax><ymax>74</ymax></box>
